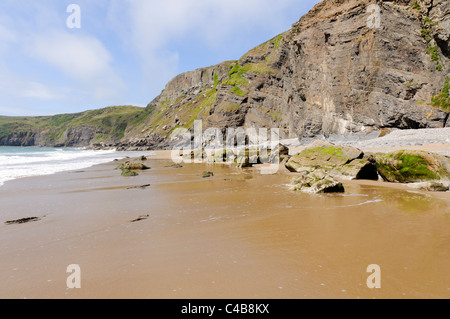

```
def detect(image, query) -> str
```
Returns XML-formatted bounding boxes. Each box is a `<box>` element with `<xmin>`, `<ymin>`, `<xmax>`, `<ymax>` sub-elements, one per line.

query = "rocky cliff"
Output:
<box><xmin>120</xmin><ymin>0</ymin><xmax>449</xmax><ymax>150</ymax></box>
<box><xmin>1</xmin><ymin>0</ymin><xmax>449</xmax><ymax>149</ymax></box>
<box><xmin>0</xmin><ymin>106</ymin><xmax>150</xmax><ymax>147</ymax></box>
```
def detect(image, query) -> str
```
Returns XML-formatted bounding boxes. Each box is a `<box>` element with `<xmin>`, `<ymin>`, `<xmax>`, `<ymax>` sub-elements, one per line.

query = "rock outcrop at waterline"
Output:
<box><xmin>374</xmin><ymin>149</ymin><xmax>450</xmax><ymax>183</ymax></box>
<box><xmin>286</xmin><ymin>139</ymin><xmax>450</xmax><ymax>193</ymax></box>
<box><xmin>0</xmin><ymin>0</ymin><xmax>449</xmax><ymax>149</ymax></box>
<box><xmin>290</xmin><ymin>169</ymin><xmax>346</xmax><ymax>194</ymax></box>
<box><xmin>285</xmin><ymin>140</ymin><xmax>379</xmax><ymax>180</ymax></box>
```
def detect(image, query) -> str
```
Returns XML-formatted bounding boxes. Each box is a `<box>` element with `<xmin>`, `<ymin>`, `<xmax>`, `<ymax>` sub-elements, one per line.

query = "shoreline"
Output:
<box><xmin>0</xmin><ymin>148</ymin><xmax>156</xmax><ymax>188</ymax></box>
<box><xmin>1</xmin><ymin>143</ymin><xmax>449</xmax><ymax>198</ymax></box>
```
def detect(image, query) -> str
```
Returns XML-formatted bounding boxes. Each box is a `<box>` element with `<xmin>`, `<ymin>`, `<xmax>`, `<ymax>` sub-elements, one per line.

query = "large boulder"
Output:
<box><xmin>118</xmin><ymin>161</ymin><xmax>151</xmax><ymax>170</ymax></box>
<box><xmin>286</xmin><ymin>140</ymin><xmax>378</xmax><ymax>180</ymax></box>
<box><xmin>374</xmin><ymin>150</ymin><xmax>450</xmax><ymax>183</ymax></box>
<box><xmin>290</xmin><ymin>169</ymin><xmax>345</xmax><ymax>194</ymax></box>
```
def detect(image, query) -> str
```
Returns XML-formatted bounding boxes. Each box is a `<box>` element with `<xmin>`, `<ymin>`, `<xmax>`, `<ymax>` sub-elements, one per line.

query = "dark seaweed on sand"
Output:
<box><xmin>5</xmin><ymin>217</ymin><xmax>40</xmax><ymax>225</ymax></box>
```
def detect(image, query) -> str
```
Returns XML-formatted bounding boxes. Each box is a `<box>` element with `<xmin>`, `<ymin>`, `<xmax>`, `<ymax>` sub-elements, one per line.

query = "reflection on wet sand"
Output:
<box><xmin>0</xmin><ymin>159</ymin><xmax>448</xmax><ymax>299</ymax></box>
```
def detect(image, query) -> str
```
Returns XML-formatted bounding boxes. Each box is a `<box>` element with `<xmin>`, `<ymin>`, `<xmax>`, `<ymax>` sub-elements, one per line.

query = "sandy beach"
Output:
<box><xmin>0</xmin><ymin>144</ymin><xmax>449</xmax><ymax>299</ymax></box>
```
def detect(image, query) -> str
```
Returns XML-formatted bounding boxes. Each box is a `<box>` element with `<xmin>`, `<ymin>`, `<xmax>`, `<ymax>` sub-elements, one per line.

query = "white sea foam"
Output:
<box><xmin>333</xmin><ymin>199</ymin><xmax>383</xmax><ymax>208</ymax></box>
<box><xmin>0</xmin><ymin>147</ymin><xmax>153</xmax><ymax>186</ymax></box>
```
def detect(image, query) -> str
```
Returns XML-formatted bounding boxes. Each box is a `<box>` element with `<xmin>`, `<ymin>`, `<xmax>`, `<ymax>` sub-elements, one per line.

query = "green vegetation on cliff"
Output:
<box><xmin>0</xmin><ymin>105</ymin><xmax>149</xmax><ymax>146</ymax></box>
<box><xmin>431</xmin><ymin>77</ymin><xmax>450</xmax><ymax>112</ymax></box>
<box><xmin>418</xmin><ymin>12</ymin><xmax>444</xmax><ymax>71</ymax></box>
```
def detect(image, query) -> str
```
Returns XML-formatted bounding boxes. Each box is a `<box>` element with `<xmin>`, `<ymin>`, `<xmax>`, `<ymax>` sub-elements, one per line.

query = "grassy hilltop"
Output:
<box><xmin>0</xmin><ymin>105</ymin><xmax>150</xmax><ymax>147</ymax></box>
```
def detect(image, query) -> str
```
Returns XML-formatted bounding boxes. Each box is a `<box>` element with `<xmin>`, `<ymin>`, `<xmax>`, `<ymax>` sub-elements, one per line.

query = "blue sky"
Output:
<box><xmin>0</xmin><ymin>0</ymin><xmax>321</xmax><ymax>116</ymax></box>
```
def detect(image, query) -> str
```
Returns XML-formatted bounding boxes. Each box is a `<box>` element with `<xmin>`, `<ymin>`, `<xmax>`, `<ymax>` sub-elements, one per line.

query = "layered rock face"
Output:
<box><xmin>130</xmin><ymin>0</ymin><xmax>449</xmax><ymax>149</ymax></box>
<box><xmin>1</xmin><ymin>131</ymin><xmax>41</xmax><ymax>147</ymax></box>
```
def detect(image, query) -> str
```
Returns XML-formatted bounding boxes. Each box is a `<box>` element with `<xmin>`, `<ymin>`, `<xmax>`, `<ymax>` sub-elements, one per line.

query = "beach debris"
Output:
<box><xmin>127</xmin><ymin>184</ymin><xmax>151</xmax><ymax>190</ymax></box>
<box><xmin>131</xmin><ymin>215</ymin><xmax>149</xmax><ymax>223</ymax></box>
<box><xmin>138</xmin><ymin>155</ymin><xmax>147</xmax><ymax>161</ymax></box>
<box><xmin>121</xmin><ymin>169</ymin><xmax>139</xmax><ymax>177</ymax></box>
<box><xmin>202</xmin><ymin>171</ymin><xmax>214</xmax><ymax>178</ymax></box>
<box><xmin>5</xmin><ymin>217</ymin><xmax>41</xmax><ymax>225</ymax></box>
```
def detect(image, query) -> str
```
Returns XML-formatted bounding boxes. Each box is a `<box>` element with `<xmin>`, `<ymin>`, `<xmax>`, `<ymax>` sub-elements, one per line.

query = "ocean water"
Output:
<box><xmin>0</xmin><ymin>147</ymin><xmax>149</xmax><ymax>186</ymax></box>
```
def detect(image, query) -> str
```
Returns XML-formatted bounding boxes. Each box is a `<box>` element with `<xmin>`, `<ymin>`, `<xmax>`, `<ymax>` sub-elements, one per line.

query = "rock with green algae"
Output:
<box><xmin>286</xmin><ymin>140</ymin><xmax>378</xmax><ymax>180</ymax></box>
<box><xmin>290</xmin><ymin>169</ymin><xmax>345</xmax><ymax>194</ymax></box>
<box><xmin>374</xmin><ymin>150</ymin><xmax>450</xmax><ymax>183</ymax></box>
<box><xmin>234</xmin><ymin>150</ymin><xmax>255</xmax><ymax>168</ymax></box>
<box><xmin>121</xmin><ymin>169</ymin><xmax>139</xmax><ymax>177</ymax></box>
<box><xmin>117</xmin><ymin>161</ymin><xmax>151</xmax><ymax>171</ymax></box>
<box><xmin>202</xmin><ymin>171</ymin><xmax>214</xmax><ymax>178</ymax></box>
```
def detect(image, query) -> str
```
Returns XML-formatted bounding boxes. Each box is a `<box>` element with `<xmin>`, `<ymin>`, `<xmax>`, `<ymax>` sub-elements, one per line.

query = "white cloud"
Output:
<box><xmin>21</xmin><ymin>81</ymin><xmax>62</xmax><ymax>100</ymax></box>
<box><xmin>111</xmin><ymin>0</ymin><xmax>314</xmax><ymax>96</ymax></box>
<box><xmin>32</xmin><ymin>31</ymin><xmax>112</xmax><ymax>81</ymax></box>
<box><xmin>29</xmin><ymin>30</ymin><xmax>125</xmax><ymax>101</ymax></box>
<box><xmin>124</xmin><ymin>0</ymin><xmax>299</xmax><ymax>51</ymax></box>
<box><xmin>0</xmin><ymin>2</ymin><xmax>128</xmax><ymax>114</ymax></box>
<box><xmin>0</xmin><ymin>65</ymin><xmax>64</xmax><ymax>101</ymax></box>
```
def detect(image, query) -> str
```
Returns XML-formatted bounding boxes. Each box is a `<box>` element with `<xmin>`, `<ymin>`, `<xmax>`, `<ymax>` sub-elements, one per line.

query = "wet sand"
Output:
<box><xmin>0</xmin><ymin>151</ymin><xmax>449</xmax><ymax>299</ymax></box>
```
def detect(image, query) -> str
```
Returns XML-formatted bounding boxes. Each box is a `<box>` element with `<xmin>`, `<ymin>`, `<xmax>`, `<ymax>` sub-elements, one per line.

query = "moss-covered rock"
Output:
<box><xmin>374</xmin><ymin>150</ymin><xmax>450</xmax><ymax>183</ymax></box>
<box><xmin>205</xmin><ymin>148</ymin><xmax>232</xmax><ymax>164</ymax></box>
<box><xmin>121</xmin><ymin>169</ymin><xmax>139</xmax><ymax>177</ymax></box>
<box><xmin>290</xmin><ymin>169</ymin><xmax>345</xmax><ymax>194</ymax></box>
<box><xmin>202</xmin><ymin>171</ymin><xmax>214</xmax><ymax>178</ymax></box>
<box><xmin>234</xmin><ymin>149</ymin><xmax>255</xmax><ymax>168</ymax></box>
<box><xmin>286</xmin><ymin>140</ymin><xmax>378</xmax><ymax>180</ymax></box>
<box><xmin>118</xmin><ymin>161</ymin><xmax>151</xmax><ymax>170</ymax></box>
